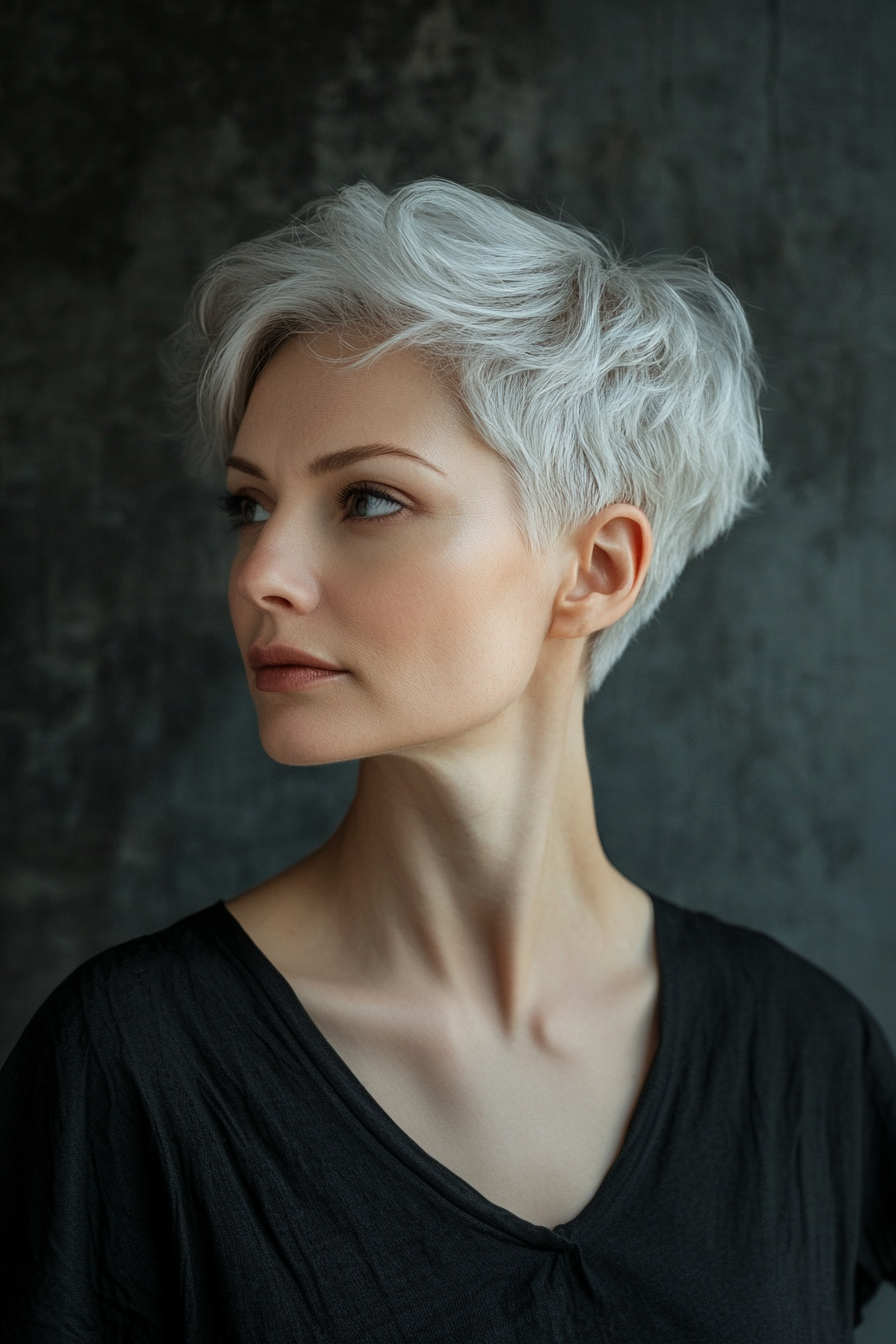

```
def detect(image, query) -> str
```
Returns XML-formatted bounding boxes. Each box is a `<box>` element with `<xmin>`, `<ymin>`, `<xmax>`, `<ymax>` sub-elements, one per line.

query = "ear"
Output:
<box><xmin>548</xmin><ymin>505</ymin><xmax>653</xmax><ymax>640</ymax></box>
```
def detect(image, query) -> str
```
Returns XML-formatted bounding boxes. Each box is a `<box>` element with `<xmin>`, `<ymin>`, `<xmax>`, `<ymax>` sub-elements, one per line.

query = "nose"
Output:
<box><xmin>230</xmin><ymin>521</ymin><xmax>321</xmax><ymax>616</ymax></box>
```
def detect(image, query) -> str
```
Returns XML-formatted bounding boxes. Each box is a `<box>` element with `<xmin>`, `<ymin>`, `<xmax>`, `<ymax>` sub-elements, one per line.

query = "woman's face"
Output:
<box><xmin>226</xmin><ymin>335</ymin><xmax>570</xmax><ymax>766</ymax></box>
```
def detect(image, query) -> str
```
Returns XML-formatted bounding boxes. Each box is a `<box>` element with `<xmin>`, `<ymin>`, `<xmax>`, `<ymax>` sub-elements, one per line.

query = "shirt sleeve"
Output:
<box><xmin>0</xmin><ymin>970</ymin><xmax>174</xmax><ymax>1342</ymax></box>
<box><xmin>856</xmin><ymin>1008</ymin><xmax>896</xmax><ymax>1313</ymax></box>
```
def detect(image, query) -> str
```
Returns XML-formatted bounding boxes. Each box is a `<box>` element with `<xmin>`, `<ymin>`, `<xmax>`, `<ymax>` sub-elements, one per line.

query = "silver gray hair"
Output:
<box><xmin>174</xmin><ymin>178</ymin><xmax>766</xmax><ymax>692</ymax></box>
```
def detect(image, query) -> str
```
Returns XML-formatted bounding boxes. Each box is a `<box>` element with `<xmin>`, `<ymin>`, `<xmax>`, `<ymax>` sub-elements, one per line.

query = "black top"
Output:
<box><xmin>1</xmin><ymin>897</ymin><xmax>894</xmax><ymax>1343</ymax></box>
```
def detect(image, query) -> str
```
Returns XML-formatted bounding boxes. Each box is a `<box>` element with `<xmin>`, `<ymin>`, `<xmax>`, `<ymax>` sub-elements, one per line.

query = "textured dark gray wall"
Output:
<box><xmin>2</xmin><ymin>0</ymin><xmax>895</xmax><ymax>1331</ymax></box>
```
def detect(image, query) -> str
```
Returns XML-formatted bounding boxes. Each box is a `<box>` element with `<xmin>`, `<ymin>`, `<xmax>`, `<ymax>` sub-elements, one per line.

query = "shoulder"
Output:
<box><xmin>654</xmin><ymin>899</ymin><xmax>896</xmax><ymax>1206</ymax></box>
<box><xmin>657</xmin><ymin>894</ymin><xmax>864</xmax><ymax>1010</ymax></box>
<box><xmin>654</xmin><ymin>896</ymin><xmax>895</xmax><ymax>1086</ymax></box>
<box><xmin>1</xmin><ymin>904</ymin><xmax>235</xmax><ymax>1087</ymax></box>
<box><xmin>0</xmin><ymin>912</ymin><xmax>241</xmax><ymax>1329</ymax></box>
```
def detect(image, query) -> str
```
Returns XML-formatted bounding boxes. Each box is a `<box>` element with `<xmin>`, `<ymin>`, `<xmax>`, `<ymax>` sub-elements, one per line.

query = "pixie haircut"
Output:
<box><xmin>175</xmin><ymin>178</ymin><xmax>766</xmax><ymax>692</ymax></box>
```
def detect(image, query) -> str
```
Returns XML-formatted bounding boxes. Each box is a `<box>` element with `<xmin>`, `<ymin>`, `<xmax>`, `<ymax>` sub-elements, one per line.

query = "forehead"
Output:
<box><xmin>234</xmin><ymin>336</ymin><xmax>471</xmax><ymax>464</ymax></box>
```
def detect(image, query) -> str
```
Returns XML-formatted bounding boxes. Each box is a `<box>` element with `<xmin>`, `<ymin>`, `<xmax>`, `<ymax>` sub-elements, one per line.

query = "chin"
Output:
<box><xmin>257</xmin><ymin>718</ymin><xmax>361</xmax><ymax>767</ymax></box>
<box><xmin>250</xmin><ymin>688</ymin><xmax>363</xmax><ymax>766</ymax></box>
<box><xmin>257</xmin><ymin>713</ymin><xmax>433</xmax><ymax>767</ymax></box>
<box><xmin>254</xmin><ymin>696</ymin><xmax>504</xmax><ymax>768</ymax></box>
<box><xmin>255</xmin><ymin>701</ymin><xmax>410</xmax><ymax>767</ymax></box>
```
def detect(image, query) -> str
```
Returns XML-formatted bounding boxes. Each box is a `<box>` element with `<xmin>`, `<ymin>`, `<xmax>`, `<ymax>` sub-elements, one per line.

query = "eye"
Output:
<box><xmin>341</xmin><ymin>486</ymin><xmax>404</xmax><ymax>520</ymax></box>
<box><xmin>219</xmin><ymin>493</ymin><xmax>272</xmax><ymax>529</ymax></box>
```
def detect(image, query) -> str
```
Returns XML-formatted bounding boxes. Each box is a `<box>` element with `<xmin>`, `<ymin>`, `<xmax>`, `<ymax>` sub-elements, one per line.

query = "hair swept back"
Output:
<box><xmin>171</xmin><ymin>177</ymin><xmax>766</xmax><ymax>692</ymax></box>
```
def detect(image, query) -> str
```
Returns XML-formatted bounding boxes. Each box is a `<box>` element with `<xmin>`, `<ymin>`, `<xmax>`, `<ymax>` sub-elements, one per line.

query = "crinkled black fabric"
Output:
<box><xmin>1</xmin><ymin>896</ymin><xmax>894</xmax><ymax>1342</ymax></box>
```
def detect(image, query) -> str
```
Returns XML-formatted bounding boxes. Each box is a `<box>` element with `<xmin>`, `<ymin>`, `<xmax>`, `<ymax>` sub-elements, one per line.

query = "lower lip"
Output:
<box><xmin>255</xmin><ymin>665</ymin><xmax>346</xmax><ymax>692</ymax></box>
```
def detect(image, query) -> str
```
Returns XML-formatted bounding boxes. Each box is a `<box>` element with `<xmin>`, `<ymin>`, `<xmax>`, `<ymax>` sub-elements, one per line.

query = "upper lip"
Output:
<box><xmin>248</xmin><ymin>643</ymin><xmax>345</xmax><ymax>672</ymax></box>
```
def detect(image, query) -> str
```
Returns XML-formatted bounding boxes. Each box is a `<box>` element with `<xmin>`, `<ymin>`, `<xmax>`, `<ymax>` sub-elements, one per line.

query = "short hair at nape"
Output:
<box><xmin>173</xmin><ymin>178</ymin><xmax>766</xmax><ymax>694</ymax></box>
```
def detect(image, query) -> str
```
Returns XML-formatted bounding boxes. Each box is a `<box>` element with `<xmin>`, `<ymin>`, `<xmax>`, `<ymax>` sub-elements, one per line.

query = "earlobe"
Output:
<box><xmin>549</xmin><ymin>505</ymin><xmax>653</xmax><ymax>641</ymax></box>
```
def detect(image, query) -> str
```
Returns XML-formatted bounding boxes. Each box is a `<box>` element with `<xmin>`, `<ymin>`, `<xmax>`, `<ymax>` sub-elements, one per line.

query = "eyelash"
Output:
<box><xmin>219</xmin><ymin>483</ymin><xmax>405</xmax><ymax>530</ymax></box>
<box><xmin>219</xmin><ymin>493</ymin><xmax>266</xmax><ymax>530</ymax></box>
<box><xmin>336</xmin><ymin>482</ymin><xmax>405</xmax><ymax>520</ymax></box>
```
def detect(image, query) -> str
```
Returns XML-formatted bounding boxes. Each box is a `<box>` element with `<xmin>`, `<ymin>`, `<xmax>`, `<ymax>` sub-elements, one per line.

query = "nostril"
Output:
<box><xmin>264</xmin><ymin>595</ymin><xmax>293</xmax><ymax>609</ymax></box>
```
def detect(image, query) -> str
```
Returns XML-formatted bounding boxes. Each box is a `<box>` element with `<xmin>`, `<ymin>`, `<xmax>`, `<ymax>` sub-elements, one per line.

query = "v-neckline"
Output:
<box><xmin>206</xmin><ymin>894</ymin><xmax>679</xmax><ymax>1250</ymax></box>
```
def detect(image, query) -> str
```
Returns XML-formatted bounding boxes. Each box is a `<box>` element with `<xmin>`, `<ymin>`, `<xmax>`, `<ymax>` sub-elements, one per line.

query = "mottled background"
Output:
<box><xmin>1</xmin><ymin>0</ymin><xmax>895</xmax><ymax>1332</ymax></box>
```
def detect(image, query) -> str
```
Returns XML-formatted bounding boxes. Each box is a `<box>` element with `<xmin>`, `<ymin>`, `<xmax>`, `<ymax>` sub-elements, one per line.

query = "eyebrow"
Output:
<box><xmin>308</xmin><ymin>443</ymin><xmax>447</xmax><ymax>478</ymax></box>
<box><xmin>225</xmin><ymin>454</ymin><xmax>268</xmax><ymax>479</ymax></box>
<box><xmin>225</xmin><ymin>443</ymin><xmax>446</xmax><ymax>481</ymax></box>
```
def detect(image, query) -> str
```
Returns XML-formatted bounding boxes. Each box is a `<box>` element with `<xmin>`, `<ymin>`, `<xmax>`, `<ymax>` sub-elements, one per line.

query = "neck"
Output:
<box><xmin>313</xmin><ymin>675</ymin><xmax>644</xmax><ymax>1025</ymax></box>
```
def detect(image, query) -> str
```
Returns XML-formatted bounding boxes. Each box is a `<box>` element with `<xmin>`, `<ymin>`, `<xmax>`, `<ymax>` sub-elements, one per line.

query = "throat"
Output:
<box><xmin>323</xmin><ymin>744</ymin><xmax>626</xmax><ymax>1008</ymax></box>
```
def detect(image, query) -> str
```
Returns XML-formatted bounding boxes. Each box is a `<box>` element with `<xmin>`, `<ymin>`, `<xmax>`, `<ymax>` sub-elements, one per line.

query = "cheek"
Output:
<box><xmin>341</xmin><ymin>532</ymin><xmax>549</xmax><ymax>712</ymax></box>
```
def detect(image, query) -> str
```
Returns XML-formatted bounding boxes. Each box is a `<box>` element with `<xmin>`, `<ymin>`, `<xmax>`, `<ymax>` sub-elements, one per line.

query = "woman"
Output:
<box><xmin>2</xmin><ymin>179</ymin><xmax>894</xmax><ymax>1342</ymax></box>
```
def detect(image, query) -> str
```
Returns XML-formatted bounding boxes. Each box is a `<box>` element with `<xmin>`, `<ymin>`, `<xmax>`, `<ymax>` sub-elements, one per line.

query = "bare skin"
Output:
<box><xmin>226</xmin><ymin>335</ymin><xmax>658</xmax><ymax>1229</ymax></box>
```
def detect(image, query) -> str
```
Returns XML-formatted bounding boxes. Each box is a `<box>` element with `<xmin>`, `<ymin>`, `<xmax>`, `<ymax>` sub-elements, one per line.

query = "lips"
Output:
<box><xmin>248</xmin><ymin>644</ymin><xmax>346</xmax><ymax>692</ymax></box>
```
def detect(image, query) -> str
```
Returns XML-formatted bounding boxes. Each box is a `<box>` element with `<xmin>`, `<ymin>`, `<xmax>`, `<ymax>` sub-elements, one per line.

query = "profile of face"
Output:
<box><xmin>226</xmin><ymin>336</ymin><xmax>648</xmax><ymax>766</ymax></box>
